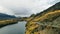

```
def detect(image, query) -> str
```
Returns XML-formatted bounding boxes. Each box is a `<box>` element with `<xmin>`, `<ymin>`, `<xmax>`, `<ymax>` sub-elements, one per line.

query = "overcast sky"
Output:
<box><xmin>0</xmin><ymin>0</ymin><xmax>60</xmax><ymax>34</ymax></box>
<box><xmin>0</xmin><ymin>0</ymin><xmax>59</xmax><ymax>17</ymax></box>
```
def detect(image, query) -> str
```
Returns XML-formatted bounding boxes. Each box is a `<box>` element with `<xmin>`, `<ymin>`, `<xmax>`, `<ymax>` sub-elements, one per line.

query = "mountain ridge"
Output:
<box><xmin>25</xmin><ymin>2</ymin><xmax>60</xmax><ymax>34</ymax></box>
<box><xmin>0</xmin><ymin>13</ymin><xmax>16</xmax><ymax>20</ymax></box>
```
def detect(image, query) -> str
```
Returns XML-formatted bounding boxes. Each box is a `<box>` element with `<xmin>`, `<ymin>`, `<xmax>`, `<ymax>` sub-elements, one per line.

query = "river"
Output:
<box><xmin>0</xmin><ymin>21</ymin><xmax>26</xmax><ymax>34</ymax></box>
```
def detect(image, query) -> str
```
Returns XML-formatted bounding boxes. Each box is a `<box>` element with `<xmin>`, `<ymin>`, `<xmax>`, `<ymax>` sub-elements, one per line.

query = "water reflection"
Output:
<box><xmin>0</xmin><ymin>21</ymin><xmax>26</xmax><ymax>34</ymax></box>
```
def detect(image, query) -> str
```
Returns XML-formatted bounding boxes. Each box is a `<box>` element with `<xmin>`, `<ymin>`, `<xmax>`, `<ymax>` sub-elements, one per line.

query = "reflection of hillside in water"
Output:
<box><xmin>0</xmin><ymin>22</ymin><xmax>26</xmax><ymax>34</ymax></box>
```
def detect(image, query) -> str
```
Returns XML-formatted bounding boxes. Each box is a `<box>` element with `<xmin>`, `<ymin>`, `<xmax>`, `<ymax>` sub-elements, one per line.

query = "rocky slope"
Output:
<box><xmin>25</xmin><ymin>2</ymin><xmax>60</xmax><ymax>34</ymax></box>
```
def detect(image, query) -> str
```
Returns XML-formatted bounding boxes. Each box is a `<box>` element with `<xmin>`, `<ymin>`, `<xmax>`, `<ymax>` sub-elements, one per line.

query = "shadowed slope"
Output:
<box><xmin>0</xmin><ymin>13</ymin><xmax>18</xmax><ymax>28</ymax></box>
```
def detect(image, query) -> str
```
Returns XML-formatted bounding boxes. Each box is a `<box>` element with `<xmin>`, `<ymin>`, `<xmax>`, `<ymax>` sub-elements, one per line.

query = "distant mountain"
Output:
<box><xmin>0</xmin><ymin>13</ymin><xmax>17</xmax><ymax>28</ymax></box>
<box><xmin>0</xmin><ymin>13</ymin><xmax>16</xmax><ymax>20</ymax></box>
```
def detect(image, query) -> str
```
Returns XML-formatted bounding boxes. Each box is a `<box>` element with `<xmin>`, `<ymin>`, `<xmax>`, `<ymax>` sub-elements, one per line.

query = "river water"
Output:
<box><xmin>0</xmin><ymin>21</ymin><xmax>26</xmax><ymax>34</ymax></box>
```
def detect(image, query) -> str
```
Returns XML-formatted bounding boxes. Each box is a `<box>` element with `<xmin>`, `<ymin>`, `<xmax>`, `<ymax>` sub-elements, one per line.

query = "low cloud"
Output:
<box><xmin>0</xmin><ymin>0</ymin><xmax>59</xmax><ymax>17</ymax></box>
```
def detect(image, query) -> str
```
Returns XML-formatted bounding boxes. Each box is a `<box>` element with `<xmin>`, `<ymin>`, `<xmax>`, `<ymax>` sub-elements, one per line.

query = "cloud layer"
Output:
<box><xmin>0</xmin><ymin>0</ymin><xmax>58</xmax><ymax>17</ymax></box>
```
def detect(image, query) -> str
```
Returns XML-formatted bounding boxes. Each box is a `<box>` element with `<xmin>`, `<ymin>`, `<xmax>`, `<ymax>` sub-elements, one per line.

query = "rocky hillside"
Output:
<box><xmin>25</xmin><ymin>2</ymin><xmax>60</xmax><ymax>34</ymax></box>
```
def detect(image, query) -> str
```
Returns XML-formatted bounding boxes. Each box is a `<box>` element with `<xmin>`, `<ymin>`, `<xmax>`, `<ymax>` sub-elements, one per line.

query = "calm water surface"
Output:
<box><xmin>0</xmin><ymin>21</ymin><xmax>26</xmax><ymax>34</ymax></box>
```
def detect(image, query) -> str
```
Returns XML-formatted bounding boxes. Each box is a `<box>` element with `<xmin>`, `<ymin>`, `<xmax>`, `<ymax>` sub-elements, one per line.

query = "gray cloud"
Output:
<box><xmin>48</xmin><ymin>0</ymin><xmax>60</xmax><ymax>5</ymax></box>
<box><xmin>0</xmin><ymin>0</ymin><xmax>58</xmax><ymax>17</ymax></box>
